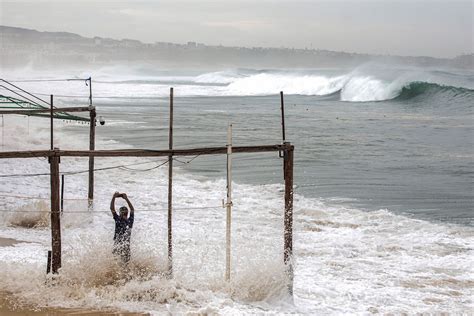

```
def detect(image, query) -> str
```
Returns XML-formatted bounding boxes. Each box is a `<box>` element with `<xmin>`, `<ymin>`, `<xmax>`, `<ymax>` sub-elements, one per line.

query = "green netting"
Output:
<box><xmin>0</xmin><ymin>95</ymin><xmax>90</xmax><ymax>122</ymax></box>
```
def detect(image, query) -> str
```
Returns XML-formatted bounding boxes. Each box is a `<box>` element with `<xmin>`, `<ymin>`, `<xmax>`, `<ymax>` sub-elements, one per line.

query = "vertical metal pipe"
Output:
<box><xmin>88</xmin><ymin>77</ymin><xmax>95</xmax><ymax>205</ymax></box>
<box><xmin>88</xmin><ymin>77</ymin><xmax>92</xmax><ymax>107</ymax></box>
<box><xmin>46</xmin><ymin>250</ymin><xmax>52</xmax><ymax>274</ymax></box>
<box><xmin>283</xmin><ymin>143</ymin><xmax>294</xmax><ymax>295</ymax></box>
<box><xmin>60</xmin><ymin>174</ymin><xmax>65</xmax><ymax>215</ymax></box>
<box><xmin>225</xmin><ymin>123</ymin><xmax>233</xmax><ymax>281</ymax></box>
<box><xmin>88</xmin><ymin>108</ymin><xmax>96</xmax><ymax>204</ymax></box>
<box><xmin>50</xmin><ymin>95</ymin><xmax>54</xmax><ymax>150</ymax></box>
<box><xmin>280</xmin><ymin>91</ymin><xmax>286</xmax><ymax>142</ymax></box>
<box><xmin>167</xmin><ymin>87</ymin><xmax>174</xmax><ymax>277</ymax></box>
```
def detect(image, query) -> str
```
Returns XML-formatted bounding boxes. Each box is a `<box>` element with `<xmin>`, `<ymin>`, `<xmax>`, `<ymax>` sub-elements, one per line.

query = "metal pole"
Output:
<box><xmin>283</xmin><ymin>143</ymin><xmax>294</xmax><ymax>295</ymax></box>
<box><xmin>88</xmin><ymin>77</ymin><xmax>92</xmax><ymax>106</ymax></box>
<box><xmin>50</xmin><ymin>148</ymin><xmax>61</xmax><ymax>273</ymax></box>
<box><xmin>225</xmin><ymin>123</ymin><xmax>233</xmax><ymax>281</ymax></box>
<box><xmin>167</xmin><ymin>87</ymin><xmax>174</xmax><ymax>277</ymax></box>
<box><xmin>60</xmin><ymin>174</ymin><xmax>65</xmax><ymax>215</ymax></box>
<box><xmin>280</xmin><ymin>91</ymin><xmax>286</xmax><ymax>142</ymax></box>
<box><xmin>88</xmin><ymin>108</ymin><xmax>96</xmax><ymax>205</ymax></box>
<box><xmin>46</xmin><ymin>250</ymin><xmax>52</xmax><ymax>274</ymax></box>
<box><xmin>88</xmin><ymin>77</ymin><xmax>95</xmax><ymax>206</ymax></box>
<box><xmin>50</xmin><ymin>95</ymin><xmax>53</xmax><ymax>150</ymax></box>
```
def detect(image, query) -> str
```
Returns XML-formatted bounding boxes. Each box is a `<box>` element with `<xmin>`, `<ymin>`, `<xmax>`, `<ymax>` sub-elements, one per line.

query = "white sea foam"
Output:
<box><xmin>340</xmin><ymin>76</ymin><xmax>401</xmax><ymax>101</ymax></box>
<box><xmin>225</xmin><ymin>73</ymin><xmax>347</xmax><ymax>96</ymax></box>
<box><xmin>195</xmin><ymin>70</ymin><xmax>243</xmax><ymax>84</ymax></box>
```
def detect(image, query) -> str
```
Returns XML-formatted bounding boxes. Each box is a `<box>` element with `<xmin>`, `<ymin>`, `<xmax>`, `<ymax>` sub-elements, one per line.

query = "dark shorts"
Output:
<box><xmin>113</xmin><ymin>241</ymin><xmax>131</xmax><ymax>263</ymax></box>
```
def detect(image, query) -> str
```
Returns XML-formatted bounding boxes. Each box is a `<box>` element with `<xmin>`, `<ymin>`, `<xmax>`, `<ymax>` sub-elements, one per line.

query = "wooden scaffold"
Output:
<box><xmin>0</xmin><ymin>81</ymin><xmax>296</xmax><ymax>293</ymax></box>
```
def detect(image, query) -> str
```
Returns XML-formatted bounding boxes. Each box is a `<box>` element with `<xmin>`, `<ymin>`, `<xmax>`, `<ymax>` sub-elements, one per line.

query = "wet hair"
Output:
<box><xmin>119</xmin><ymin>206</ymin><xmax>128</xmax><ymax>215</ymax></box>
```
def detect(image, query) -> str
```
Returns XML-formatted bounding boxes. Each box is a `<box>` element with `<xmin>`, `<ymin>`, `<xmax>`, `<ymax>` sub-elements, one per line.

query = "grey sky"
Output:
<box><xmin>0</xmin><ymin>0</ymin><xmax>472</xmax><ymax>58</ymax></box>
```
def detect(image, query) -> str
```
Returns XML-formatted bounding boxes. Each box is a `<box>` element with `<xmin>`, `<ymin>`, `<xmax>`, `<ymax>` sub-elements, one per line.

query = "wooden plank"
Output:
<box><xmin>283</xmin><ymin>143</ymin><xmax>294</xmax><ymax>295</ymax></box>
<box><xmin>0</xmin><ymin>106</ymin><xmax>93</xmax><ymax>115</ymax></box>
<box><xmin>49</xmin><ymin>149</ymin><xmax>61</xmax><ymax>273</ymax></box>
<box><xmin>0</xmin><ymin>150</ymin><xmax>52</xmax><ymax>158</ymax></box>
<box><xmin>0</xmin><ymin>145</ymin><xmax>291</xmax><ymax>159</ymax></box>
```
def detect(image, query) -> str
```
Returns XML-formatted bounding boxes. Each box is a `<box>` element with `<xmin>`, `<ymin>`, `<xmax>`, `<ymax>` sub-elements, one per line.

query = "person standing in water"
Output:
<box><xmin>110</xmin><ymin>192</ymin><xmax>135</xmax><ymax>263</ymax></box>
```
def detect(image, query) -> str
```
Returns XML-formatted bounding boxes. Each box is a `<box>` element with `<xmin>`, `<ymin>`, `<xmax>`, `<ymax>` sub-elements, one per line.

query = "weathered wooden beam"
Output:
<box><xmin>0</xmin><ymin>150</ymin><xmax>52</xmax><ymax>158</ymax></box>
<box><xmin>49</xmin><ymin>148</ymin><xmax>61</xmax><ymax>273</ymax></box>
<box><xmin>0</xmin><ymin>145</ymin><xmax>292</xmax><ymax>159</ymax></box>
<box><xmin>283</xmin><ymin>142</ymin><xmax>294</xmax><ymax>295</ymax></box>
<box><xmin>0</xmin><ymin>106</ymin><xmax>93</xmax><ymax>115</ymax></box>
<box><xmin>60</xmin><ymin>145</ymin><xmax>288</xmax><ymax>157</ymax></box>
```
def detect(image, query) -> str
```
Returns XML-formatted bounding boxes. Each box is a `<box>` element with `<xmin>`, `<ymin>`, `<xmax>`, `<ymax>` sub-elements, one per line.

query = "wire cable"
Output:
<box><xmin>0</xmin><ymin>194</ymin><xmax>87</xmax><ymax>201</ymax></box>
<box><xmin>0</xmin><ymin>205</ymin><xmax>223</xmax><ymax>214</ymax></box>
<box><xmin>0</xmin><ymin>158</ymin><xmax>170</xmax><ymax>178</ymax></box>
<box><xmin>7</xmin><ymin>78</ymin><xmax>88</xmax><ymax>83</ymax></box>
<box><xmin>174</xmin><ymin>154</ymin><xmax>201</xmax><ymax>165</ymax></box>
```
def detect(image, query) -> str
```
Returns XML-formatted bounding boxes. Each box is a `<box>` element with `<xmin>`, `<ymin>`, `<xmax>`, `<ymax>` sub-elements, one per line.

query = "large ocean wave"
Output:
<box><xmin>199</xmin><ymin>70</ymin><xmax>474</xmax><ymax>102</ymax></box>
<box><xmin>3</xmin><ymin>67</ymin><xmax>473</xmax><ymax>103</ymax></box>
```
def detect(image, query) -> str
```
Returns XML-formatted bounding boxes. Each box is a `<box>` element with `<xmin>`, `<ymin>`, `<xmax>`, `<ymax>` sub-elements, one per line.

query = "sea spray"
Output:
<box><xmin>0</xmin><ymin>228</ymin><xmax>289</xmax><ymax>313</ymax></box>
<box><xmin>6</xmin><ymin>201</ymin><xmax>50</xmax><ymax>228</ymax></box>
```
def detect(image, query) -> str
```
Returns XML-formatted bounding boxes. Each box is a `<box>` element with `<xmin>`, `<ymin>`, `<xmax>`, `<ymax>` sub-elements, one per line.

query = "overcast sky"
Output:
<box><xmin>0</xmin><ymin>0</ymin><xmax>472</xmax><ymax>58</ymax></box>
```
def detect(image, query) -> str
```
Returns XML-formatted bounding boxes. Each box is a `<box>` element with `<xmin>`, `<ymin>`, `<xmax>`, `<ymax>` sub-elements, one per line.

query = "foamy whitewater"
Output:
<box><xmin>0</xmin><ymin>65</ymin><xmax>473</xmax><ymax>314</ymax></box>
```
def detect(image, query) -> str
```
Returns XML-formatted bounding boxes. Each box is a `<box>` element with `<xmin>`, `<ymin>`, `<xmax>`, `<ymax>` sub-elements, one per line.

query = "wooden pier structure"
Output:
<box><xmin>0</xmin><ymin>82</ymin><xmax>295</xmax><ymax>293</ymax></box>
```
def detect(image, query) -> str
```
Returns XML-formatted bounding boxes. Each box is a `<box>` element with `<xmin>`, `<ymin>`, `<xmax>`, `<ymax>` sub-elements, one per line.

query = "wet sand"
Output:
<box><xmin>0</xmin><ymin>239</ymin><xmax>149</xmax><ymax>315</ymax></box>
<box><xmin>0</xmin><ymin>237</ymin><xmax>23</xmax><ymax>247</ymax></box>
<box><xmin>0</xmin><ymin>294</ymin><xmax>148</xmax><ymax>316</ymax></box>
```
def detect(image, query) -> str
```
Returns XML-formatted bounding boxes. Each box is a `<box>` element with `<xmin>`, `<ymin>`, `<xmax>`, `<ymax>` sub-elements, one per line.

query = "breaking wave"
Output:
<box><xmin>187</xmin><ymin>70</ymin><xmax>474</xmax><ymax>103</ymax></box>
<box><xmin>395</xmin><ymin>81</ymin><xmax>474</xmax><ymax>101</ymax></box>
<box><xmin>5</xmin><ymin>67</ymin><xmax>473</xmax><ymax>104</ymax></box>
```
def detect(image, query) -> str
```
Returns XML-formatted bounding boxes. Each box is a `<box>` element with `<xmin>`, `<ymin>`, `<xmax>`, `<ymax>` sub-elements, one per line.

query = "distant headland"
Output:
<box><xmin>1</xmin><ymin>25</ymin><xmax>472</xmax><ymax>69</ymax></box>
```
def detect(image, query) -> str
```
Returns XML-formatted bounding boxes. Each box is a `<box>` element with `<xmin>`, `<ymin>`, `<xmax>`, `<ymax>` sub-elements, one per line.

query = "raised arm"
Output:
<box><xmin>110</xmin><ymin>191</ymin><xmax>119</xmax><ymax>216</ymax></box>
<box><xmin>122</xmin><ymin>193</ymin><xmax>134</xmax><ymax>213</ymax></box>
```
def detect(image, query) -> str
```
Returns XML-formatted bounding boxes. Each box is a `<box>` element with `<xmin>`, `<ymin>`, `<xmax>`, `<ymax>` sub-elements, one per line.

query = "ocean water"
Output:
<box><xmin>0</xmin><ymin>64</ymin><xmax>473</xmax><ymax>314</ymax></box>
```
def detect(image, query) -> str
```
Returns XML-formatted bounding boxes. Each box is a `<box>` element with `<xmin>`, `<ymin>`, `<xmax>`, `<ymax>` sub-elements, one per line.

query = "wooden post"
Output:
<box><xmin>46</xmin><ymin>250</ymin><xmax>52</xmax><ymax>274</ymax></box>
<box><xmin>280</xmin><ymin>91</ymin><xmax>286</xmax><ymax>142</ymax></box>
<box><xmin>88</xmin><ymin>108</ymin><xmax>96</xmax><ymax>205</ymax></box>
<box><xmin>50</xmin><ymin>95</ymin><xmax>54</xmax><ymax>150</ymax></box>
<box><xmin>49</xmin><ymin>148</ymin><xmax>61</xmax><ymax>273</ymax></box>
<box><xmin>60</xmin><ymin>174</ymin><xmax>65</xmax><ymax>215</ymax></box>
<box><xmin>167</xmin><ymin>87</ymin><xmax>174</xmax><ymax>277</ymax></box>
<box><xmin>225</xmin><ymin>124</ymin><xmax>233</xmax><ymax>281</ymax></box>
<box><xmin>283</xmin><ymin>142</ymin><xmax>294</xmax><ymax>295</ymax></box>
